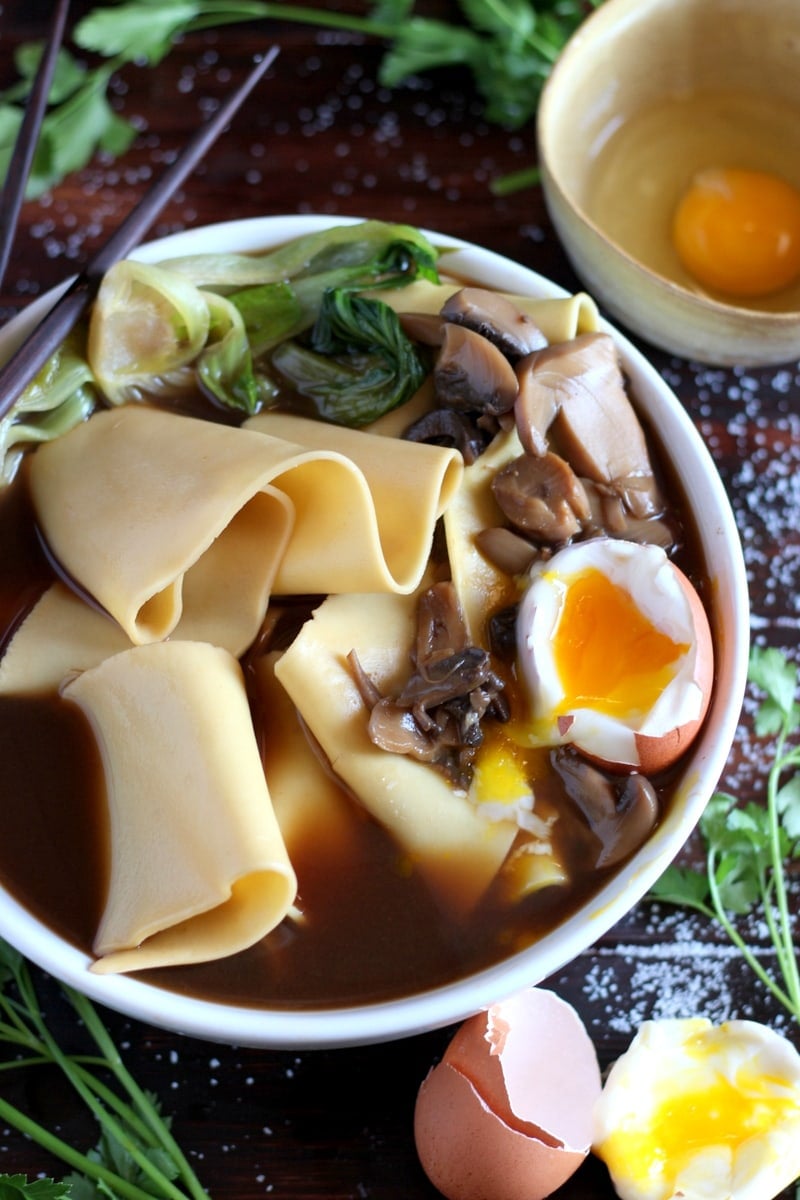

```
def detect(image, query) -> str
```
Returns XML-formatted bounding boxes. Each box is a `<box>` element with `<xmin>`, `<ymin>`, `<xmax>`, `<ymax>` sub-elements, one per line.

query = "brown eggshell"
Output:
<box><xmin>414</xmin><ymin>988</ymin><xmax>602</xmax><ymax>1200</ymax></box>
<box><xmin>631</xmin><ymin>565</ymin><xmax>714</xmax><ymax>775</ymax></box>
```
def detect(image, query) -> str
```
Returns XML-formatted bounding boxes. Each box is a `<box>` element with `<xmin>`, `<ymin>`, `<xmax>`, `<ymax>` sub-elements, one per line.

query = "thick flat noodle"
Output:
<box><xmin>61</xmin><ymin>641</ymin><xmax>297</xmax><ymax>974</ymax></box>
<box><xmin>0</xmin><ymin>582</ymin><xmax>132</xmax><ymax>695</ymax></box>
<box><xmin>273</xmin><ymin>592</ymin><xmax>517</xmax><ymax>915</ymax></box>
<box><xmin>444</xmin><ymin>425</ymin><xmax>527</xmax><ymax>646</ymax></box>
<box><xmin>374</xmin><ymin>280</ymin><xmax>600</xmax><ymax>342</ymax></box>
<box><xmin>244</xmin><ymin>412</ymin><xmax>463</xmax><ymax>595</ymax></box>
<box><xmin>251</xmin><ymin>651</ymin><xmax>357</xmax><ymax>857</ymax></box>
<box><xmin>29</xmin><ymin>406</ymin><xmax>463</xmax><ymax>655</ymax></box>
<box><xmin>28</xmin><ymin>407</ymin><xmax>294</xmax><ymax>655</ymax></box>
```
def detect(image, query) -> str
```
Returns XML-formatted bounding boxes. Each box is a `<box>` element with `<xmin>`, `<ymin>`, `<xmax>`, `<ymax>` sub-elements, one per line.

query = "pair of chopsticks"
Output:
<box><xmin>0</xmin><ymin>4</ymin><xmax>278</xmax><ymax>421</ymax></box>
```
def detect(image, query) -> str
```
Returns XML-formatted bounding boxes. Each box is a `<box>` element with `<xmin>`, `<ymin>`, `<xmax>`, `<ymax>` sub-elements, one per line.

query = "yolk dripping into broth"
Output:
<box><xmin>551</xmin><ymin>568</ymin><xmax>687</xmax><ymax>718</ymax></box>
<box><xmin>673</xmin><ymin>167</ymin><xmax>800</xmax><ymax>298</ymax></box>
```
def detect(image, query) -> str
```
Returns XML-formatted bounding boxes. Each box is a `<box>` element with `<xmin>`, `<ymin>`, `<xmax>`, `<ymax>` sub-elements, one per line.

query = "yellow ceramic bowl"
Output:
<box><xmin>537</xmin><ymin>0</ymin><xmax>800</xmax><ymax>366</ymax></box>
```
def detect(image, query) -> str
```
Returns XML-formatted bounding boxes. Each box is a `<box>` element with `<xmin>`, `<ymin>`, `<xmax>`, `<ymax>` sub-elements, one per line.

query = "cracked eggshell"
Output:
<box><xmin>414</xmin><ymin>988</ymin><xmax>602</xmax><ymax>1200</ymax></box>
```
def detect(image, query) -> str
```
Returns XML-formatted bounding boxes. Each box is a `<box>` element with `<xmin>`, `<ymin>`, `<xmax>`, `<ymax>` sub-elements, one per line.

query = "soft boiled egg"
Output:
<box><xmin>414</xmin><ymin>988</ymin><xmax>602</xmax><ymax>1200</ymax></box>
<box><xmin>672</xmin><ymin>167</ymin><xmax>800</xmax><ymax>299</ymax></box>
<box><xmin>515</xmin><ymin>538</ymin><xmax>713</xmax><ymax>775</ymax></box>
<box><xmin>592</xmin><ymin>1017</ymin><xmax>800</xmax><ymax>1200</ymax></box>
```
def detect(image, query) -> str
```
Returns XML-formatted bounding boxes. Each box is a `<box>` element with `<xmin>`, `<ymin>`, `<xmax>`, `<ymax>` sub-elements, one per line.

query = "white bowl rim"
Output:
<box><xmin>0</xmin><ymin>213</ymin><xmax>750</xmax><ymax>1049</ymax></box>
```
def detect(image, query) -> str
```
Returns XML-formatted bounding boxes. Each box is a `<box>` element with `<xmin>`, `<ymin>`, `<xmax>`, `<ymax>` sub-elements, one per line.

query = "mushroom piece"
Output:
<box><xmin>491</xmin><ymin>450</ymin><xmax>591</xmax><ymax>543</ymax></box>
<box><xmin>351</xmin><ymin>581</ymin><xmax>509</xmax><ymax>789</ymax></box>
<box><xmin>399</xmin><ymin>311</ymin><xmax>446</xmax><ymax>347</ymax></box>
<box><xmin>404</xmin><ymin>406</ymin><xmax>488</xmax><ymax>464</ymax></box>
<box><xmin>514</xmin><ymin>332</ymin><xmax>664</xmax><ymax>519</ymax></box>
<box><xmin>552</xmin><ymin>747</ymin><xmax>659</xmax><ymax>868</ymax></box>
<box><xmin>440</xmin><ymin>287</ymin><xmax>548</xmax><ymax>360</ymax></box>
<box><xmin>580</xmin><ymin>478</ymin><xmax>681</xmax><ymax>552</ymax></box>
<box><xmin>474</xmin><ymin>526</ymin><xmax>539</xmax><ymax>576</ymax></box>
<box><xmin>434</xmin><ymin>322</ymin><xmax>519</xmax><ymax>416</ymax></box>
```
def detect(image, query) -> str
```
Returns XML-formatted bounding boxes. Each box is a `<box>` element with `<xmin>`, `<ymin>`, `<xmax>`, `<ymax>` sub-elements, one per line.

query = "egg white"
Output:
<box><xmin>592</xmin><ymin>1017</ymin><xmax>800</xmax><ymax>1200</ymax></box>
<box><xmin>515</xmin><ymin>539</ymin><xmax>708</xmax><ymax>768</ymax></box>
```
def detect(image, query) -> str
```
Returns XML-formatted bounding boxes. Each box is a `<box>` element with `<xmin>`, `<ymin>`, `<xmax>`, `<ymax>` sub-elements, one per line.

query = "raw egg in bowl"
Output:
<box><xmin>0</xmin><ymin>215</ymin><xmax>748</xmax><ymax>1048</ymax></box>
<box><xmin>538</xmin><ymin>0</ymin><xmax>800</xmax><ymax>365</ymax></box>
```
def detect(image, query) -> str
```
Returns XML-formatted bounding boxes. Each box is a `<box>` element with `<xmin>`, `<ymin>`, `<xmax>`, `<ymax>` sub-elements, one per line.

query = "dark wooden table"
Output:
<box><xmin>1</xmin><ymin>4</ymin><xmax>798</xmax><ymax>1198</ymax></box>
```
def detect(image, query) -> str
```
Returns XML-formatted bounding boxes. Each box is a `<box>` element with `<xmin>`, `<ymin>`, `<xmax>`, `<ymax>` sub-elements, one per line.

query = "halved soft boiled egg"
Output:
<box><xmin>515</xmin><ymin>538</ymin><xmax>713</xmax><ymax>774</ymax></box>
<box><xmin>593</xmin><ymin>1017</ymin><xmax>800</xmax><ymax>1200</ymax></box>
<box><xmin>414</xmin><ymin>988</ymin><xmax>602</xmax><ymax>1200</ymax></box>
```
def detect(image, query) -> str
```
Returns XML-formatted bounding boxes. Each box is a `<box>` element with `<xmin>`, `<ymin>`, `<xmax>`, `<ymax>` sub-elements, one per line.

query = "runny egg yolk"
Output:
<box><xmin>471</xmin><ymin>722</ymin><xmax>550</xmax><ymax>807</ymax></box>
<box><xmin>672</xmin><ymin>166</ymin><xmax>800</xmax><ymax>298</ymax></box>
<box><xmin>600</xmin><ymin>1071</ymin><xmax>794</xmax><ymax>1181</ymax></box>
<box><xmin>551</xmin><ymin>567</ymin><xmax>687</xmax><ymax>719</ymax></box>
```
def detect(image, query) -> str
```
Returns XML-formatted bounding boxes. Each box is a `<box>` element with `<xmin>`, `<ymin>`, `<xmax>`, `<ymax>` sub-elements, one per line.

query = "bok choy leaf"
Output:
<box><xmin>197</xmin><ymin>291</ymin><xmax>276</xmax><ymax>415</ymax></box>
<box><xmin>270</xmin><ymin>288</ymin><xmax>427</xmax><ymax>426</ymax></box>
<box><xmin>156</xmin><ymin>219</ymin><xmax>440</xmax><ymax>290</ymax></box>
<box><xmin>1</xmin><ymin>330</ymin><xmax>96</xmax><ymax>485</ymax></box>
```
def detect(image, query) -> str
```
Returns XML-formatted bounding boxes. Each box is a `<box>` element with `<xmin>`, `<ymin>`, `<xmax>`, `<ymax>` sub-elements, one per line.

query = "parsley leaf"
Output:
<box><xmin>0</xmin><ymin>1177</ymin><xmax>72</xmax><ymax>1200</ymax></box>
<box><xmin>1</xmin><ymin>1</ymin><xmax>600</xmax><ymax>197</ymax></box>
<box><xmin>0</xmin><ymin>940</ymin><xmax>208</xmax><ymax>1200</ymax></box>
<box><xmin>649</xmin><ymin>645</ymin><xmax>800</xmax><ymax>1025</ymax></box>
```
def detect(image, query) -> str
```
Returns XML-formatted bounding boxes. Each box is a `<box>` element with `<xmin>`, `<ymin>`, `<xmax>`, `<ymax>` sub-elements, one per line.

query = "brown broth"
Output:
<box><xmin>0</xmin><ymin>391</ymin><xmax>711</xmax><ymax>1011</ymax></box>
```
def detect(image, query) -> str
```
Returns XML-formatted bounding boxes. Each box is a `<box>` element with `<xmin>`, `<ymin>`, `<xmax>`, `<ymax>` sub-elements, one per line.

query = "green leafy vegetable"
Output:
<box><xmin>0</xmin><ymin>47</ymin><xmax>134</xmax><ymax>199</ymax></box>
<box><xmin>649</xmin><ymin>645</ymin><xmax>800</xmax><ymax>1025</ymax></box>
<box><xmin>197</xmin><ymin>290</ymin><xmax>275</xmax><ymax>413</ymax></box>
<box><xmin>1</xmin><ymin>330</ymin><xmax>97</xmax><ymax>486</ymax></box>
<box><xmin>1</xmin><ymin>2</ymin><xmax>599</xmax><ymax>197</ymax></box>
<box><xmin>0</xmin><ymin>939</ymin><xmax>207</xmax><ymax>1200</ymax></box>
<box><xmin>270</xmin><ymin>287</ymin><xmax>427</xmax><ymax>425</ymax></box>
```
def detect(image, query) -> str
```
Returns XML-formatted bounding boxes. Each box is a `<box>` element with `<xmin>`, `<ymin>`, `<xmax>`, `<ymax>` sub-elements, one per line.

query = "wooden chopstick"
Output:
<box><xmin>0</xmin><ymin>0</ymin><xmax>71</xmax><ymax>291</ymax></box>
<box><xmin>0</xmin><ymin>44</ymin><xmax>279</xmax><ymax>422</ymax></box>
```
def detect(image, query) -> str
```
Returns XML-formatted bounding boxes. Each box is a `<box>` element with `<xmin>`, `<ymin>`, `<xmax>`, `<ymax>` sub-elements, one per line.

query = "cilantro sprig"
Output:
<box><xmin>1</xmin><ymin>0</ymin><xmax>598</xmax><ymax>199</ymax></box>
<box><xmin>650</xmin><ymin>645</ymin><xmax>800</xmax><ymax>1024</ymax></box>
<box><xmin>0</xmin><ymin>940</ymin><xmax>207</xmax><ymax>1200</ymax></box>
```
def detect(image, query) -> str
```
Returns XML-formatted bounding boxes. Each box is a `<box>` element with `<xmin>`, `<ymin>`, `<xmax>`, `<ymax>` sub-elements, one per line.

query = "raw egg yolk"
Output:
<box><xmin>599</xmin><ymin>1069</ymin><xmax>797</xmax><ymax>1188</ymax></box>
<box><xmin>551</xmin><ymin>568</ymin><xmax>687</xmax><ymax>718</ymax></box>
<box><xmin>672</xmin><ymin>167</ymin><xmax>800</xmax><ymax>298</ymax></box>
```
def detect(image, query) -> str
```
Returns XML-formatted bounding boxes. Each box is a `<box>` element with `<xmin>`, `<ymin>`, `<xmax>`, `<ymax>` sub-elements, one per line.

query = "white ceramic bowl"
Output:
<box><xmin>0</xmin><ymin>215</ymin><xmax>750</xmax><ymax>1048</ymax></box>
<box><xmin>537</xmin><ymin>0</ymin><xmax>800</xmax><ymax>366</ymax></box>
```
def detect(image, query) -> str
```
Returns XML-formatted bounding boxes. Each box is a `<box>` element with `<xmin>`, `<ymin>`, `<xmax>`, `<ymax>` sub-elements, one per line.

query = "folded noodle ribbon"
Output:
<box><xmin>274</xmin><ymin>589</ymin><xmax>518</xmax><ymax>916</ymax></box>
<box><xmin>28</xmin><ymin>405</ymin><xmax>463</xmax><ymax>656</ymax></box>
<box><xmin>62</xmin><ymin>640</ymin><xmax>297</xmax><ymax>974</ymax></box>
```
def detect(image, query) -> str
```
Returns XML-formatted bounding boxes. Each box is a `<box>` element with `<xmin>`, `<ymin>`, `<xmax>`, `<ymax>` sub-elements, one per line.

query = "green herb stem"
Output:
<box><xmin>0</xmin><ymin>944</ymin><xmax>209</xmax><ymax>1200</ymax></box>
<box><xmin>705</xmin><ymin>848</ymin><xmax>797</xmax><ymax>1015</ymax></box>
<box><xmin>0</xmin><ymin>1095</ymin><xmax>166</xmax><ymax>1200</ymax></box>
<box><xmin>66</xmin><ymin>987</ymin><xmax>208</xmax><ymax>1200</ymax></box>
<box><xmin>189</xmin><ymin>2</ymin><xmax>401</xmax><ymax>40</ymax></box>
<box><xmin>767</xmin><ymin>742</ymin><xmax>800</xmax><ymax>1016</ymax></box>
<box><xmin>651</xmin><ymin>646</ymin><xmax>800</xmax><ymax>1028</ymax></box>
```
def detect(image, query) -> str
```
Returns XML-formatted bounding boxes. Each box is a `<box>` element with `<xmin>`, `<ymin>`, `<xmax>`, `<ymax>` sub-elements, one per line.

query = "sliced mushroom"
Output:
<box><xmin>441</xmin><ymin>287</ymin><xmax>548</xmax><ymax>360</ymax></box>
<box><xmin>514</xmin><ymin>351</ymin><xmax>561</xmax><ymax>457</ymax></box>
<box><xmin>514</xmin><ymin>332</ymin><xmax>664</xmax><ymax>519</ymax></box>
<box><xmin>491</xmin><ymin>450</ymin><xmax>591</xmax><ymax>543</ymax></box>
<box><xmin>404</xmin><ymin>407</ymin><xmax>488</xmax><ymax>464</ymax></box>
<box><xmin>552</xmin><ymin>747</ymin><xmax>659</xmax><ymax>868</ymax></box>
<box><xmin>434</xmin><ymin>323</ymin><xmax>519</xmax><ymax>416</ymax></box>
<box><xmin>351</xmin><ymin>580</ymin><xmax>509</xmax><ymax>788</ymax></box>
<box><xmin>399</xmin><ymin>311</ymin><xmax>446</xmax><ymax>347</ymax></box>
<box><xmin>474</xmin><ymin>526</ymin><xmax>539</xmax><ymax>576</ymax></box>
<box><xmin>581</xmin><ymin>478</ymin><xmax>681</xmax><ymax>552</ymax></box>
